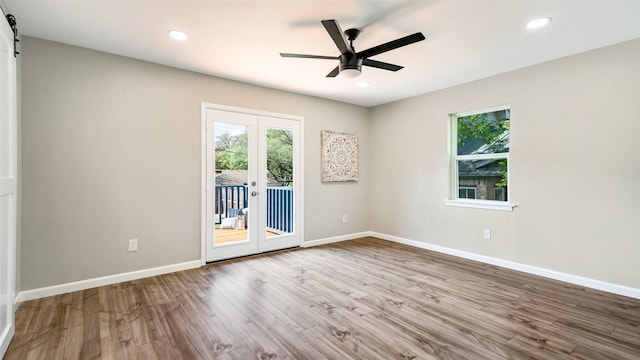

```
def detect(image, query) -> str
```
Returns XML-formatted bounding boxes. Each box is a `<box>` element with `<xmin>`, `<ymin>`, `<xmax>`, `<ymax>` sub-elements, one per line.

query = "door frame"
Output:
<box><xmin>200</xmin><ymin>102</ymin><xmax>304</xmax><ymax>264</ymax></box>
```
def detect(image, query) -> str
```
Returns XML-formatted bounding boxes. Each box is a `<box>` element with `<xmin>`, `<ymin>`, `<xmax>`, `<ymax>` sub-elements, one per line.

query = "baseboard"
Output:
<box><xmin>15</xmin><ymin>260</ymin><xmax>202</xmax><ymax>303</ymax></box>
<box><xmin>301</xmin><ymin>231</ymin><xmax>373</xmax><ymax>248</ymax></box>
<box><xmin>371</xmin><ymin>232</ymin><xmax>640</xmax><ymax>300</ymax></box>
<box><xmin>15</xmin><ymin>233</ymin><xmax>640</xmax><ymax>303</ymax></box>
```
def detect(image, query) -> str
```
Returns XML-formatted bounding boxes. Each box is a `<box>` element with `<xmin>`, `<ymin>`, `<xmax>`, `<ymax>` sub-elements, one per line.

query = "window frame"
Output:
<box><xmin>446</xmin><ymin>105</ymin><xmax>515</xmax><ymax>211</ymax></box>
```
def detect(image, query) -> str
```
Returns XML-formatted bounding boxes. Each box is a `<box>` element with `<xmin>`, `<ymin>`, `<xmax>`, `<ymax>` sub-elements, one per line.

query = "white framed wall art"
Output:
<box><xmin>321</xmin><ymin>130</ymin><xmax>358</xmax><ymax>182</ymax></box>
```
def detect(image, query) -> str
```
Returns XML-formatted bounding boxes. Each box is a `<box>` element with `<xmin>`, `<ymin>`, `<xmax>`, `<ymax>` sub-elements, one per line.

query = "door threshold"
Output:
<box><xmin>206</xmin><ymin>246</ymin><xmax>301</xmax><ymax>264</ymax></box>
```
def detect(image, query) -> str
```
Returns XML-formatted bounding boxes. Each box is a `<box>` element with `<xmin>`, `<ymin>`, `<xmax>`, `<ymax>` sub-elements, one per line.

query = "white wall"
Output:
<box><xmin>20</xmin><ymin>37</ymin><xmax>369</xmax><ymax>290</ymax></box>
<box><xmin>370</xmin><ymin>38</ymin><xmax>640</xmax><ymax>289</ymax></box>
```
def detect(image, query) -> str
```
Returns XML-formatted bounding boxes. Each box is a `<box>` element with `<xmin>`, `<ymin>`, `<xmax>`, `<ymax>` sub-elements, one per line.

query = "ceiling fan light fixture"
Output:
<box><xmin>341</xmin><ymin>68</ymin><xmax>361</xmax><ymax>78</ymax></box>
<box><xmin>339</xmin><ymin>54</ymin><xmax>363</xmax><ymax>78</ymax></box>
<box><xmin>168</xmin><ymin>29</ymin><xmax>189</xmax><ymax>41</ymax></box>
<box><xmin>526</xmin><ymin>17</ymin><xmax>551</xmax><ymax>29</ymax></box>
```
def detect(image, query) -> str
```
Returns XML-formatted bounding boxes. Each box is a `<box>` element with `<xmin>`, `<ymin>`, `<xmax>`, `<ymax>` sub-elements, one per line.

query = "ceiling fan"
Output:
<box><xmin>280</xmin><ymin>19</ymin><xmax>425</xmax><ymax>78</ymax></box>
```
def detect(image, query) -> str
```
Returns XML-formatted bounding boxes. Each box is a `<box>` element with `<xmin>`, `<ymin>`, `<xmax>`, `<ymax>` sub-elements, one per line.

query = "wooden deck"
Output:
<box><xmin>214</xmin><ymin>228</ymin><xmax>279</xmax><ymax>245</ymax></box>
<box><xmin>5</xmin><ymin>237</ymin><xmax>640</xmax><ymax>359</ymax></box>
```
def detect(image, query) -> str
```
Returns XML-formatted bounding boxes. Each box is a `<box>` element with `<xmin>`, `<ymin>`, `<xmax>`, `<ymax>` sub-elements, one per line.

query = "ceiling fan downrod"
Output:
<box><xmin>344</xmin><ymin>28</ymin><xmax>360</xmax><ymax>51</ymax></box>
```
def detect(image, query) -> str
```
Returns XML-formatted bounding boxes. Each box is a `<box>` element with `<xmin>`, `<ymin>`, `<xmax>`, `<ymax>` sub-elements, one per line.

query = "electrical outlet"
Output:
<box><xmin>128</xmin><ymin>239</ymin><xmax>138</xmax><ymax>252</ymax></box>
<box><xmin>483</xmin><ymin>229</ymin><xmax>491</xmax><ymax>240</ymax></box>
<box><xmin>342</xmin><ymin>214</ymin><xmax>348</xmax><ymax>223</ymax></box>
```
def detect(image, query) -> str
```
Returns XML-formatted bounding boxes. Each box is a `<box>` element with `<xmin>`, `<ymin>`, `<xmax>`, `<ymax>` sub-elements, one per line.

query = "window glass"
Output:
<box><xmin>452</xmin><ymin>107</ymin><xmax>510</xmax><ymax>203</ymax></box>
<box><xmin>457</xmin><ymin>159</ymin><xmax>508</xmax><ymax>201</ymax></box>
<box><xmin>457</xmin><ymin>109</ymin><xmax>510</xmax><ymax>155</ymax></box>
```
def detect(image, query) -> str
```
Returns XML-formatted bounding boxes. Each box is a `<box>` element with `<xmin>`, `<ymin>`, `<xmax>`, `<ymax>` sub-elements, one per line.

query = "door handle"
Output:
<box><xmin>251</xmin><ymin>191</ymin><xmax>258</xmax><ymax>197</ymax></box>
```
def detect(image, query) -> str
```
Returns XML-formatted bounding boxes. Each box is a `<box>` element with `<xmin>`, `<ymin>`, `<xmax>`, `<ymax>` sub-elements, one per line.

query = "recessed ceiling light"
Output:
<box><xmin>358</xmin><ymin>81</ymin><xmax>371</xmax><ymax>88</ymax></box>
<box><xmin>168</xmin><ymin>30</ymin><xmax>189</xmax><ymax>41</ymax></box>
<box><xmin>526</xmin><ymin>17</ymin><xmax>551</xmax><ymax>29</ymax></box>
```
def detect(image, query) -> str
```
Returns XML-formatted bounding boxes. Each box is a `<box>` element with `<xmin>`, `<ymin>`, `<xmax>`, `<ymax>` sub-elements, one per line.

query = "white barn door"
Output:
<box><xmin>0</xmin><ymin>11</ymin><xmax>17</xmax><ymax>358</ymax></box>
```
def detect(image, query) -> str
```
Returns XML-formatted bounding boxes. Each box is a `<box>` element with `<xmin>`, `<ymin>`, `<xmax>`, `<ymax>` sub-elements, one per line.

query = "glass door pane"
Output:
<box><xmin>214</xmin><ymin>121</ymin><xmax>250</xmax><ymax>246</ymax></box>
<box><xmin>257</xmin><ymin>116</ymin><xmax>300</xmax><ymax>254</ymax></box>
<box><xmin>265</xmin><ymin>128</ymin><xmax>294</xmax><ymax>238</ymax></box>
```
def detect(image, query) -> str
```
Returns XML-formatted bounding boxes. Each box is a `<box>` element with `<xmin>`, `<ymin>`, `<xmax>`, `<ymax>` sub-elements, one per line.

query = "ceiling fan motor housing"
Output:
<box><xmin>339</xmin><ymin>54</ymin><xmax>363</xmax><ymax>73</ymax></box>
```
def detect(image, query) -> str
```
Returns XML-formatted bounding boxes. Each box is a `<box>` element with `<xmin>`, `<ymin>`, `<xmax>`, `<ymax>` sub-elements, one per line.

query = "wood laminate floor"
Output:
<box><xmin>4</xmin><ymin>237</ymin><xmax>640</xmax><ymax>359</ymax></box>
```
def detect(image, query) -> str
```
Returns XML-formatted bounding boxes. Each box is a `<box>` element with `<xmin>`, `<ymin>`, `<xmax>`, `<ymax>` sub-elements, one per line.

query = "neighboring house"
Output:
<box><xmin>458</xmin><ymin>159</ymin><xmax>507</xmax><ymax>201</ymax></box>
<box><xmin>215</xmin><ymin>170</ymin><xmax>283</xmax><ymax>187</ymax></box>
<box><xmin>215</xmin><ymin>171</ymin><xmax>246</xmax><ymax>186</ymax></box>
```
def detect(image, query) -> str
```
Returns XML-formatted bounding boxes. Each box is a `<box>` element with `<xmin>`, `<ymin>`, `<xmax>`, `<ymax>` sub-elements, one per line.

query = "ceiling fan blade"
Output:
<box><xmin>326</xmin><ymin>66</ymin><xmax>340</xmax><ymax>77</ymax></box>
<box><xmin>362</xmin><ymin>58</ymin><xmax>403</xmax><ymax>72</ymax></box>
<box><xmin>321</xmin><ymin>19</ymin><xmax>352</xmax><ymax>55</ymax></box>
<box><xmin>358</xmin><ymin>32</ymin><xmax>425</xmax><ymax>59</ymax></box>
<box><xmin>280</xmin><ymin>53</ymin><xmax>338</xmax><ymax>60</ymax></box>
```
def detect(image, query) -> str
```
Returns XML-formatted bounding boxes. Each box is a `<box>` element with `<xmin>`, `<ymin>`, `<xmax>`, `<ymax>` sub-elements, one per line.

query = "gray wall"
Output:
<box><xmin>20</xmin><ymin>35</ymin><xmax>640</xmax><ymax>293</ymax></box>
<box><xmin>370</xmin><ymin>38</ymin><xmax>640</xmax><ymax>289</ymax></box>
<box><xmin>20</xmin><ymin>37</ymin><xmax>369</xmax><ymax>290</ymax></box>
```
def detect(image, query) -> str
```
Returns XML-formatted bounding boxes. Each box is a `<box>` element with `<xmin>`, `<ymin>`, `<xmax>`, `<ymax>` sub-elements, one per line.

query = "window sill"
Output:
<box><xmin>445</xmin><ymin>199</ymin><xmax>515</xmax><ymax>211</ymax></box>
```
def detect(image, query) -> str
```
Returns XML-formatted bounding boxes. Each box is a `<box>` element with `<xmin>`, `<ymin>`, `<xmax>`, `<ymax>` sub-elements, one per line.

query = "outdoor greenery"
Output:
<box><xmin>215</xmin><ymin>129</ymin><xmax>293</xmax><ymax>186</ymax></box>
<box><xmin>215</xmin><ymin>132</ymin><xmax>248</xmax><ymax>170</ymax></box>
<box><xmin>496</xmin><ymin>160</ymin><xmax>508</xmax><ymax>188</ymax></box>
<box><xmin>265</xmin><ymin>129</ymin><xmax>294</xmax><ymax>186</ymax></box>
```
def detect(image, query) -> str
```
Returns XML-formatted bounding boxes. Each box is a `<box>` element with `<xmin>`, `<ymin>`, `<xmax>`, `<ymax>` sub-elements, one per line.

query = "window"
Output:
<box><xmin>459</xmin><ymin>186</ymin><xmax>477</xmax><ymax>199</ymax></box>
<box><xmin>447</xmin><ymin>106</ymin><xmax>514</xmax><ymax>211</ymax></box>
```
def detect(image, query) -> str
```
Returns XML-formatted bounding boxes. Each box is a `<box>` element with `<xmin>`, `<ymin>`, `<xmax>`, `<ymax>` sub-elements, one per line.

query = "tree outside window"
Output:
<box><xmin>215</xmin><ymin>128</ymin><xmax>294</xmax><ymax>186</ymax></box>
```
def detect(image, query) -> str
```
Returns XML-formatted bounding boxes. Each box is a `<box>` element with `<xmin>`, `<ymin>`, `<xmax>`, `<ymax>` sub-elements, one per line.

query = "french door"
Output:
<box><xmin>0</xmin><ymin>10</ymin><xmax>17</xmax><ymax>358</ymax></box>
<box><xmin>202</xmin><ymin>104</ymin><xmax>302</xmax><ymax>262</ymax></box>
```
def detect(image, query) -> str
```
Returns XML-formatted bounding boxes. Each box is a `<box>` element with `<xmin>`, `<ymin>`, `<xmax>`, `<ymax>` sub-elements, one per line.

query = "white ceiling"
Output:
<box><xmin>4</xmin><ymin>0</ymin><xmax>640</xmax><ymax>107</ymax></box>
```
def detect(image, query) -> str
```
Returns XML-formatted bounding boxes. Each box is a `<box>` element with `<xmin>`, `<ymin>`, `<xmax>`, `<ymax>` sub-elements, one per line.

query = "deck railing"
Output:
<box><xmin>266</xmin><ymin>186</ymin><xmax>293</xmax><ymax>233</ymax></box>
<box><xmin>215</xmin><ymin>185</ymin><xmax>293</xmax><ymax>234</ymax></box>
<box><xmin>215</xmin><ymin>185</ymin><xmax>248</xmax><ymax>223</ymax></box>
